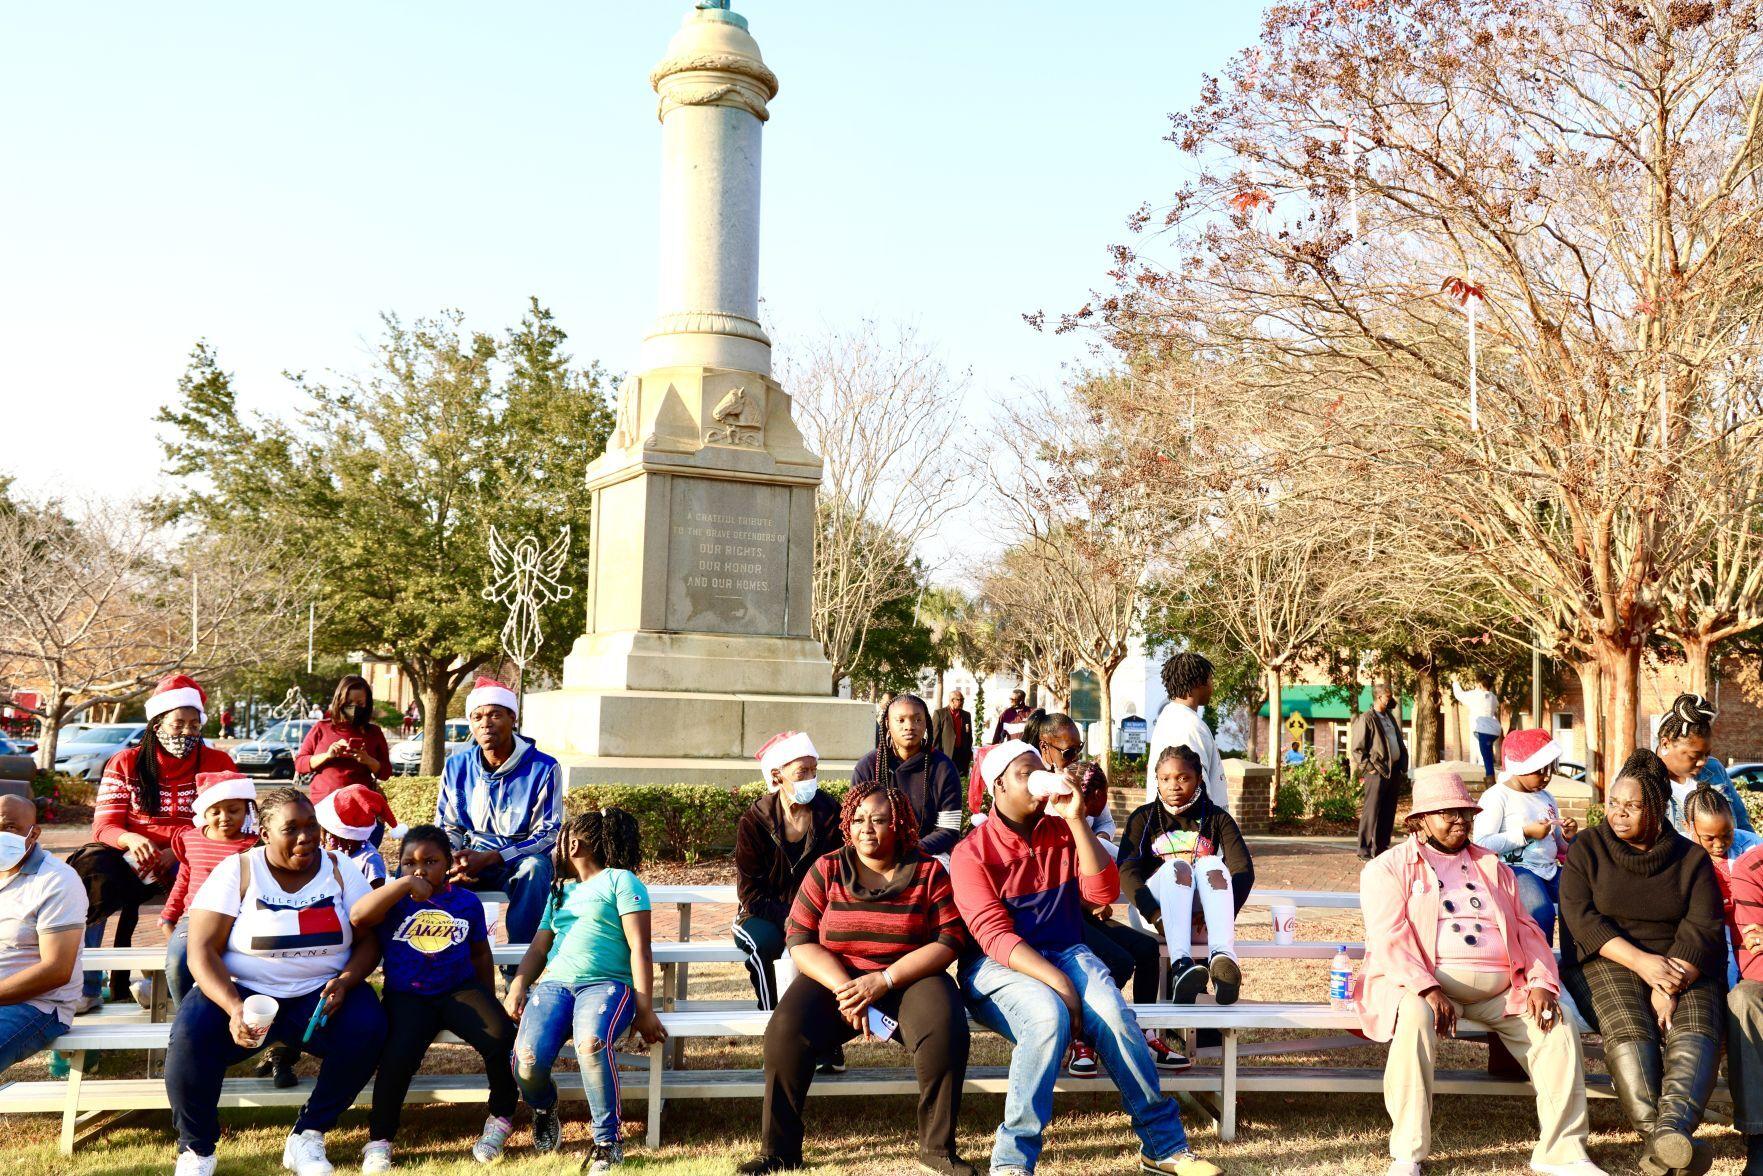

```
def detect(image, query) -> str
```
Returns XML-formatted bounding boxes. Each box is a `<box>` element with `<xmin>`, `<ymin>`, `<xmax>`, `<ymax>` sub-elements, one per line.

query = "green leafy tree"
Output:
<box><xmin>158</xmin><ymin>299</ymin><xmax>612</xmax><ymax>773</ymax></box>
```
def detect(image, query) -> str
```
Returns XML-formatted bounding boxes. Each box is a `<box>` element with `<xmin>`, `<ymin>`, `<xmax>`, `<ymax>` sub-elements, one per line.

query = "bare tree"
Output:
<box><xmin>0</xmin><ymin>497</ymin><xmax>309</xmax><ymax>768</ymax></box>
<box><xmin>1064</xmin><ymin>0</ymin><xmax>1763</xmax><ymax>784</ymax></box>
<box><xmin>782</xmin><ymin>322</ymin><xmax>966</xmax><ymax>694</ymax></box>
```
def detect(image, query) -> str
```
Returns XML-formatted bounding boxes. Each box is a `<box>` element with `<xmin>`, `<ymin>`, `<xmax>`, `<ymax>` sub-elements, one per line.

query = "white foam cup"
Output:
<box><xmin>1270</xmin><ymin>901</ymin><xmax>1297</xmax><ymax>946</ymax></box>
<box><xmin>240</xmin><ymin>994</ymin><xmax>278</xmax><ymax>1039</ymax></box>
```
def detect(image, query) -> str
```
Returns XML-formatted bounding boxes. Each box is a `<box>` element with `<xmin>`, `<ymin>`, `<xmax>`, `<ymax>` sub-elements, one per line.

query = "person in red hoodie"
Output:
<box><xmin>70</xmin><ymin>674</ymin><xmax>235</xmax><ymax>1010</ymax></box>
<box><xmin>950</xmin><ymin>740</ymin><xmax>1220</xmax><ymax>1176</ymax></box>
<box><xmin>294</xmin><ymin>675</ymin><xmax>391</xmax><ymax>805</ymax></box>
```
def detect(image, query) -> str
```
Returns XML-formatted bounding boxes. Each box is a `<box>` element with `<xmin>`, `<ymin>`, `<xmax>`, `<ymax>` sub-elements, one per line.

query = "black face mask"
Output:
<box><xmin>1424</xmin><ymin>834</ymin><xmax>1463</xmax><ymax>855</ymax></box>
<box><xmin>341</xmin><ymin>704</ymin><xmax>370</xmax><ymax>725</ymax></box>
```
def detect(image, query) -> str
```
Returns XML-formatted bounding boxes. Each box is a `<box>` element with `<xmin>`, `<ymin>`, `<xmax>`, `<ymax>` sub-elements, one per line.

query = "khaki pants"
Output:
<box><xmin>1385</xmin><ymin>967</ymin><xmax>1590</xmax><ymax>1164</ymax></box>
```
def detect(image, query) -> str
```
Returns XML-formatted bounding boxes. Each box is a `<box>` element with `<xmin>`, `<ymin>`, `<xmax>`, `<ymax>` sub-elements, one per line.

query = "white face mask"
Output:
<box><xmin>0</xmin><ymin>831</ymin><xmax>29</xmax><ymax>872</ymax></box>
<box><xmin>789</xmin><ymin>778</ymin><xmax>820</xmax><ymax>805</ymax></box>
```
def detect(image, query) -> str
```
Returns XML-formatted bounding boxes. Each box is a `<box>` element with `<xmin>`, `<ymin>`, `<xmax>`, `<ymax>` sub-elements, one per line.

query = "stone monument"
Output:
<box><xmin>523</xmin><ymin>1</ymin><xmax>875</xmax><ymax>786</ymax></box>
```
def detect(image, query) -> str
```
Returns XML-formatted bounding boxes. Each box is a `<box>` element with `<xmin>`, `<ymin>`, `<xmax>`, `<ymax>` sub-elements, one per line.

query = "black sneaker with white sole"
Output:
<box><xmin>532</xmin><ymin>1107</ymin><xmax>562</xmax><ymax>1154</ymax></box>
<box><xmin>1208</xmin><ymin>953</ymin><xmax>1241</xmax><ymax>1006</ymax></box>
<box><xmin>1171</xmin><ymin>957</ymin><xmax>1210</xmax><ymax>1004</ymax></box>
<box><xmin>816</xmin><ymin>1044</ymin><xmax>847</xmax><ymax>1074</ymax></box>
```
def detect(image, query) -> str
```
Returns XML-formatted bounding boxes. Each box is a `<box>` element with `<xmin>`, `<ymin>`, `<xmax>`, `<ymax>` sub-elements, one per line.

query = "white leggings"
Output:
<box><xmin>1151</xmin><ymin>854</ymin><xmax>1237</xmax><ymax>961</ymax></box>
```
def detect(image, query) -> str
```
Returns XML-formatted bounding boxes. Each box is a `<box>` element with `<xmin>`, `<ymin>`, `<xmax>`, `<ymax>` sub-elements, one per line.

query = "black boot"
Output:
<box><xmin>1604</xmin><ymin>1037</ymin><xmax>1668</xmax><ymax>1175</ymax></box>
<box><xmin>1746</xmin><ymin>1134</ymin><xmax>1763</xmax><ymax>1176</ymax></box>
<box><xmin>1652</xmin><ymin>1032</ymin><xmax>1719</xmax><ymax>1172</ymax></box>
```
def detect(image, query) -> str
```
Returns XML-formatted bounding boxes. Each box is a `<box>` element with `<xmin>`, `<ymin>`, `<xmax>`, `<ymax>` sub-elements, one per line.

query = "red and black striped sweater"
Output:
<box><xmin>785</xmin><ymin>847</ymin><xmax>966</xmax><ymax>972</ymax></box>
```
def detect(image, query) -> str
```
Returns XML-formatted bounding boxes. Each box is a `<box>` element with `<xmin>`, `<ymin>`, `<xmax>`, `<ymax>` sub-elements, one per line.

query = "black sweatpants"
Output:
<box><xmin>1082</xmin><ymin>912</ymin><xmax>1165</xmax><ymax>1003</ymax></box>
<box><xmin>370</xmin><ymin>982</ymin><xmax>519</xmax><ymax>1141</ymax></box>
<box><xmin>760</xmin><ymin>971</ymin><xmax>969</xmax><ymax>1164</ymax></box>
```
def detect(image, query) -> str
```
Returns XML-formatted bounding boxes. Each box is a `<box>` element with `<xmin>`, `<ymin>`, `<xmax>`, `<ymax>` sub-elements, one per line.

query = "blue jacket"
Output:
<box><xmin>435</xmin><ymin>735</ymin><xmax>562</xmax><ymax>863</ymax></box>
<box><xmin>1668</xmin><ymin>757</ymin><xmax>1757</xmax><ymax>836</ymax></box>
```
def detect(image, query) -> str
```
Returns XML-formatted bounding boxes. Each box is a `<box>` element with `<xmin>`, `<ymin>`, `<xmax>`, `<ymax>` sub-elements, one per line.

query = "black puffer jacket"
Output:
<box><xmin>734</xmin><ymin>790</ymin><xmax>843</xmax><ymax>925</ymax></box>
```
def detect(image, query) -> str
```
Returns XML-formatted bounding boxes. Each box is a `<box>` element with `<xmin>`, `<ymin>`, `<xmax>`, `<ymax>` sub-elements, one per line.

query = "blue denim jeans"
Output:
<box><xmin>959</xmin><ymin>944</ymin><xmax>1189</xmax><ymax>1171</ymax></box>
<box><xmin>513</xmin><ymin>979</ymin><xmax>636</xmax><ymax>1145</ymax></box>
<box><xmin>466</xmin><ymin>852</ymin><xmax>553</xmax><ymax>945</ymax></box>
<box><xmin>164</xmin><ymin>918</ymin><xmax>194</xmax><ymax>1008</ymax></box>
<box><xmin>1475</xmin><ymin>732</ymin><xmax>1499</xmax><ymax>781</ymax></box>
<box><xmin>166</xmin><ymin>981</ymin><xmax>387</xmax><ymax>1156</ymax></box>
<box><xmin>0</xmin><ymin>1004</ymin><xmax>68</xmax><ymax>1076</ymax></box>
<box><xmin>1512</xmin><ymin>866</ymin><xmax>1559</xmax><ymax>947</ymax></box>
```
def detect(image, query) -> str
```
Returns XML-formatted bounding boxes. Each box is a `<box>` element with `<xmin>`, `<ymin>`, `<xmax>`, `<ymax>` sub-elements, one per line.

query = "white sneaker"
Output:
<box><xmin>174</xmin><ymin>1150</ymin><xmax>218</xmax><ymax>1176</ymax></box>
<box><xmin>130</xmin><ymin>977</ymin><xmax>155</xmax><ymax>1008</ymax></box>
<box><xmin>282</xmin><ymin>1130</ymin><xmax>334</xmax><ymax>1176</ymax></box>
<box><xmin>1532</xmin><ymin>1163</ymin><xmax>1608</xmax><ymax>1176</ymax></box>
<box><xmin>361</xmin><ymin>1139</ymin><xmax>393</xmax><ymax>1174</ymax></box>
<box><xmin>1387</xmin><ymin>1164</ymin><xmax>1422</xmax><ymax>1176</ymax></box>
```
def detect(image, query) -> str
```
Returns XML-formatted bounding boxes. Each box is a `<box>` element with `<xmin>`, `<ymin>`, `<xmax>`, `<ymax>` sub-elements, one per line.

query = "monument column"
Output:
<box><xmin>523</xmin><ymin>2</ymin><xmax>874</xmax><ymax>786</ymax></box>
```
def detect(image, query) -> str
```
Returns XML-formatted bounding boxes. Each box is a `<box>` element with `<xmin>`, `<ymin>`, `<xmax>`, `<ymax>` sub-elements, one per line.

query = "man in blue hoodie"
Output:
<box><xmin>435</xmin><ymin>677</ymin><xmax>562</xmax><ymax>944</ymax></box>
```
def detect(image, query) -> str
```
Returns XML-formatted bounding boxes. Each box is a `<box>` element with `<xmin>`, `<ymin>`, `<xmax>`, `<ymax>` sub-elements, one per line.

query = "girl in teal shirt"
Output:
<box><xmin>505</xmin><ymin>808</ymin><xmax>667</xmax><ymax>1174</ymax></box>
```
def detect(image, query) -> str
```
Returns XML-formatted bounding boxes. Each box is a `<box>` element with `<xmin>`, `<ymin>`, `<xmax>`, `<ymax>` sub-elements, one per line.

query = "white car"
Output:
<box><xmin>389</xmin><ymin>719</ymin><xmax>471</xmax><ymax>775</ymax></box>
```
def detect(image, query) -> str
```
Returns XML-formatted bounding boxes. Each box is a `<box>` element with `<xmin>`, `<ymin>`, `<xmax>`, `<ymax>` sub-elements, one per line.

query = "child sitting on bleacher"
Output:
<box><xmin>504</xmin><ymin>807</ymin><xmax>668</xmax><ymax>1175</ymax></box>
<box><xmin>315</xmin><ymin>784</ymin><xmax>398</xmax><ymax>889</ymax></box>
<box><xmin>159</xmin><ymin>772</ymin><xmax>259</xmax><ymax>1007</ymax></box>
<box><xmin>1470</xmin><ymin>729</ymin><xmax>1576</xmax><ymax>946</ymax></box>
<box><xmin>350</xmin><ymin>824</ymin><xmax>516</xmax><ymax>1173</ymax></box>
<box><xmin>1684</xmin><ymin>783</ymin><xmax>1762</xmax><ymax>987</ymax></box>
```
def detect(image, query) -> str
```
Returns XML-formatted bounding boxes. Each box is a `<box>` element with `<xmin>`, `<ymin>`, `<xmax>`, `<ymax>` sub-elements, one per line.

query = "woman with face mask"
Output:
<box><xmin>70</xmin><ymin>674</ymin><xmax>235</xmax><ymax>1012</ymax></box>
<box><xmin>294</xmin><ymin>675</ymin><xmax>391</xmax><ymax>805</ymax></box>
<box><xmin>734</xmin><ymin>732</ymin><xmax>843</xmax><ymax>1013</ymax></box>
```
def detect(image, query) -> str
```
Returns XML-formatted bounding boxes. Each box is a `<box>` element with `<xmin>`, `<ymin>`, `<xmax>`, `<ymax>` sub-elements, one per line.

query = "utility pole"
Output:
<box><xmin>307</xmin><ymin>603</ymin><xmax>315</xmax><ymax>674</ymax></box>
<box><xmin>190</xmin><ymin>573</ymin><xmax>199</xmax><ymax>655</ymax></box>
<box><xmin>1530</xmin><ymin>634</ymin><xmax>1543</xmax><ymax>730</ymax></box>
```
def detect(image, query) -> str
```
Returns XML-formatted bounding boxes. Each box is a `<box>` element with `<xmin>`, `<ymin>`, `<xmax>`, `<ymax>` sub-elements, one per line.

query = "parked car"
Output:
<box><xmin>229</xmin><ymin>719</ymin><xmax>318</xmax><ymax>780</ymax></box>
<box><xmin>389</xmin><ymin>719</ymin><xmax>471</xmax><ymax>776</ymax></box>
<box><xmin>0</xmin><ymin>733</ymin><xmax>34</xmax><ymax>793</ymax></box>
<box><xmin>1727</xmin><ymin>761</ymin><xmax>1763</xmax><ymax>791</ymax></box>
<box><xmin>53</xmin><ymin>723</ymin><xmax>148</xmax><ymax>782</ymax></box>
<box><xmin>1553</xmin><ymin>760</ymin><xmax>1587</xmax><ymax>783</ymax></box>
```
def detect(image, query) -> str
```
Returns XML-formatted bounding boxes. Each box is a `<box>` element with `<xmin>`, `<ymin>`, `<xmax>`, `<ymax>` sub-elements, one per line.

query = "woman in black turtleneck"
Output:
<box><xmin>1561</xmin><ymin>748</ymin><xmax>1726</xmax><ymax>1175</ymax></box>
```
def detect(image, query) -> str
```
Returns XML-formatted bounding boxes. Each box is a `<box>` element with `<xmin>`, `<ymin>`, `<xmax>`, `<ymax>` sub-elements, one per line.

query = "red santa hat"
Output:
<box><xmin>465</xmin><ymin>677</ymin><xmax>518</xmax><ymax>718</ymax></box>
<box><xmin>1499</xmin><ymin>728</ymin><xmax>1563</xmax><ymax>784</ymax></box>
<box><xmin>145</xmin><ymin>674</ymin><xmax>207</xmax><ymax>724</ymax></box>
<box><xmin>193</xmin><ymin>771</ymin><xmax>258</xmax><ymax>833</ymax></box>
<box><xmin>756</xmin><ymin>731</ymin><xmax>818</xmax><ymax>781</ymax></box>
<box><xmin>316</xmin><ymin>784</ymin><xmax>405</xmax><ymax>843</ymax></box>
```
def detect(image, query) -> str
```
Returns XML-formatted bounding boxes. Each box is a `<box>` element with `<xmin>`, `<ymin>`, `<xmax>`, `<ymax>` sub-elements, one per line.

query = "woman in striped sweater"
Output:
<box><xmin>739</xmin><ymin>778</ymin><xmax>973</xmax><ymax>1176</ymax></box>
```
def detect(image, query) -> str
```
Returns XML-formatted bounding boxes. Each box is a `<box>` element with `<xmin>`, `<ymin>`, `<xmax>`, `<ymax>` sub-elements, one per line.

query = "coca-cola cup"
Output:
<box><xmin>240</xmin><ymin>994</ymin><xmax>278</xmax><ymax>1043</ymax></box>
<box><xmin>1270</xmin><ymin>901</ymin><xmax>1297</xmax><ymax>947</ymax></box>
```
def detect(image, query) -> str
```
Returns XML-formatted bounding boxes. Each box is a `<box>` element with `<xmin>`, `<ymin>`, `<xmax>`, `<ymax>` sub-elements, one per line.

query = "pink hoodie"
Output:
<box><xmin>1355</xmin><ymin>835</ymin><xmax>1560</xmax><ymax>1042</ymax></box>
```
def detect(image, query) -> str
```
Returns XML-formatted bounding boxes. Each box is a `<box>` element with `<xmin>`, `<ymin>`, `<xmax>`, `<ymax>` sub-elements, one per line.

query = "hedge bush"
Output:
<box><xmin>377</xmin><ymin>775</ymin><xmax>853</xmax><ymax>864</ymax></box>
<box><xmin>1282</xmin><ymin>755</ymin><xmax>1362</xmax><ymax>823</ymax></box>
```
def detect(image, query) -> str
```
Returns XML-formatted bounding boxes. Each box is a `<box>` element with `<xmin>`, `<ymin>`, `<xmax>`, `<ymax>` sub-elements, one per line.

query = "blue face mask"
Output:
<box><xmin>789</xmin><ymin>778</ymin><xmax>819</xmax><ymax>806</ymax></box>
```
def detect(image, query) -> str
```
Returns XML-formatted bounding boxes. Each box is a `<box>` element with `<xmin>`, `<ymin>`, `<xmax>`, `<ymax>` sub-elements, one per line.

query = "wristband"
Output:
<box><xmin>882</xmin><ymin>968</ymin><xmax>895</xmax><ymax>990</ymax></box>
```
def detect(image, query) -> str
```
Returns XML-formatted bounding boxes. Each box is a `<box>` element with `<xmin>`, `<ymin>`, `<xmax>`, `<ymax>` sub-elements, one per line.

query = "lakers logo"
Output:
<box><xmin>392</xmin><ymin>908</ymin><xmax>469</xmax><ymax>955</ymax></box>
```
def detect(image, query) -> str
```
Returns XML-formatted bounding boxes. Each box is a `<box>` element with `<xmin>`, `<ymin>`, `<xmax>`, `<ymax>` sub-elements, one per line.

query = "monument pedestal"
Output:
<box><xmin>522</xmin><ymin>5</ymin><xmax>873</xmax><ymax>788</ymax></box>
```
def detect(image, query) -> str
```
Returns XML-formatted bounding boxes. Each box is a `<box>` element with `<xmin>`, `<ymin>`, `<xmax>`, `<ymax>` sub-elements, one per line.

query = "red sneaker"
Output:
<box><xmin>1143</xmin><ymin>1028</ymin><xmax>1192</xmax><ymax>1072</ymax></box>
<box><xmin>1066</xmin><ymin>1040</ymin><xmax>1100</xmax><ymax>1077</ymax></box>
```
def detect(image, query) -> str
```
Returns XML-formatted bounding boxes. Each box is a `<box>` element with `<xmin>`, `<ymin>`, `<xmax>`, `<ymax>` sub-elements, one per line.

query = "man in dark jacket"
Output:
<box><xmin>853</xmin><ymin>694</ymin><xmax>964</xmax><ymax>858</ymax></box>
<box><xmin>931</xmin><ymin>690</ymin><xmax>975</xmax><ymax>779</ymax></box>
<box><xmin>990</xmin><ymin>689</ymin><xmax>1033</xmax><ymax>743</ymax></box>
<box><xmin>733</xmin><ymin>731</ymin><xmax>842</xmax><ymax>1010</ymax></box>
<box><xmin>1350</xmin><ymin>685</ymin><xmax>1410</xmax><ymax>860</ymax></box>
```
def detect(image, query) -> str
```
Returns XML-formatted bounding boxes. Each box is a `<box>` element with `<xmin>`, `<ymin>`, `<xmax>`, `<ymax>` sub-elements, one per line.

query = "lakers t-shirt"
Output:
<box><xmin>378</xmin><ymin>885</ymin><xmax>488</xmax><ymax>994</ymax></box>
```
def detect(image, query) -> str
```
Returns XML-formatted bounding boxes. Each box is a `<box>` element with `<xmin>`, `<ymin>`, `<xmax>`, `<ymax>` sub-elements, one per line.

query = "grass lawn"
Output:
<box><xmin>9</xmin><ymin>905</ymin><xmax>1753</xmax><ymax>1172</ymax></box>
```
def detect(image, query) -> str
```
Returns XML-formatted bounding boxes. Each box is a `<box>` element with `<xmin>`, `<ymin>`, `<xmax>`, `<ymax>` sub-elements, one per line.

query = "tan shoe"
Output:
<box><xmin>1140</xmin><ymin>1152</ymin><xmax>1223</xmax><ymax>1176</ymax></box>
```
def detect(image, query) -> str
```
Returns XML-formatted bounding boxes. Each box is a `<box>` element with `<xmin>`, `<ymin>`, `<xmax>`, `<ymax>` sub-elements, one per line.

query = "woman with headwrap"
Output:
<box><xmin>1561</xmin><ymin>749</ymin><xmax>1727</xmax><ymax>1175</ymax></box>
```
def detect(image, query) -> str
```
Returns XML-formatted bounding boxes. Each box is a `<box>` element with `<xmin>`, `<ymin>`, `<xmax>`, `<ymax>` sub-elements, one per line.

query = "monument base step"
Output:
<box><xmin>561</xmin><ymin>630</ymin><xmax>835</xmax><ymax>697</ymax></box>
<box><xmin>523</xmin><ymin>685</ymin><xmax>874</xmax><ymax>763</ymax></box>
<box><xmin>556</xmin><ymin>755</ymin><xmax>860</xmax><ymax>790</ymax></box>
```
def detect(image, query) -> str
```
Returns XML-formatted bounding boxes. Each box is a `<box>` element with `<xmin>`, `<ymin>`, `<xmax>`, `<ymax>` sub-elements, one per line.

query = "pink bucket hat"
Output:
<box><xmin>1408</xmin><ymin>768</ymin><xmax>1481</xmax><ymax>818</ymax></box>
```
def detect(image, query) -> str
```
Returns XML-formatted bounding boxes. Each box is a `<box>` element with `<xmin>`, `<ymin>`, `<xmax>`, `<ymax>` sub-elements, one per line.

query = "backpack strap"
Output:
<box><xmin>326</xmin><ymin>850</ymin><xmax>346</xmax><ymax>893</ymax></box>
<box><xmin>238</xmin><ymin>846</ymin><xmax>259</xmax><ymax>904</ymax></box>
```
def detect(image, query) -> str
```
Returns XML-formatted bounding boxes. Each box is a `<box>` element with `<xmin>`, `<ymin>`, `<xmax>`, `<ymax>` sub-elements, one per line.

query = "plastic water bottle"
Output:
<box><xmin>1328</xmin><ymin>946</ymin><xmax>1354</xmax><ymax>1009</ymax></box>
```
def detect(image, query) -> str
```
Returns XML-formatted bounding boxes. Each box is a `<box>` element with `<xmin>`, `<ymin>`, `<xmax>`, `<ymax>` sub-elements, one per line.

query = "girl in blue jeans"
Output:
<box><xmin>1471</xmin><ymin>729</ymin><xmax>1575</xmax><ymax>945</ymax></box>
<box><xmin>504</xmin><ymin>808</ymin><xmax>667</xmax><ymax>1175</ymax></box>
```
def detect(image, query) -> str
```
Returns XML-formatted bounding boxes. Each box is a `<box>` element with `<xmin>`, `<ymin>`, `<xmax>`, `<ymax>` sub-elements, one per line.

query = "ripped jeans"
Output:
<box><xmin>513</xmin><ymin>979</ymin><xmax>636</xmax><ymax>1144</ymax></box>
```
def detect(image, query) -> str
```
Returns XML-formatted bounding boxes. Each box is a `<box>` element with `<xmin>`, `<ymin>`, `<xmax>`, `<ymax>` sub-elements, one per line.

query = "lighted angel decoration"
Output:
<box><xmin>482</xmin><ymin>525</ymin><xmax>574</xmax><ymax>677</ymax></box>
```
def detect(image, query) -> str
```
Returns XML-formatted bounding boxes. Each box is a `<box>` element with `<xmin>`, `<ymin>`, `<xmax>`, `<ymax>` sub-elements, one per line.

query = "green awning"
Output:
<box><xmin>1257</xmin><ymin>685</ymin><xmax>1413</xmax><ymax>721</ymax></box>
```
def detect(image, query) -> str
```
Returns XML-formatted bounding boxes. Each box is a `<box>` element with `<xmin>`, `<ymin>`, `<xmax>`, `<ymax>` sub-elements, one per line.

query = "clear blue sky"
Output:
<box><xmin>0</xmin><ymin>2</ymin><xmax>1265</xmax><ymax>505</ymax></box>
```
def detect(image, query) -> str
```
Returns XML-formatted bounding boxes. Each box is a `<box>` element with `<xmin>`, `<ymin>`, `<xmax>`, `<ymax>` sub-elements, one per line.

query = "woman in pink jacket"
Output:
<box><xmin>1356</xmin><ymin>769</ymin><xmax>1601</xmax><ymax>1176</ymax></box>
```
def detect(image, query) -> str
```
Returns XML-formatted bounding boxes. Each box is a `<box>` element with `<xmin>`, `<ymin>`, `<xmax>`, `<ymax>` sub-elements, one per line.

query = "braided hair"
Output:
<box><xmin>1023</xmin><ymin>708</ymin><xmax>1079</xmax><ymax>750</ymax></box>
<box><xmin>1658</xmin><ymin>693</ymin><xmax>1717</xmax><ymax>746</ymax></box>
<box><xmin>138</xmin><ymin>712</ymin><xmax>201</xmax><ymax>816</ymax></box>
<box><xmin>838</xmin><ymin>776</ymin><xmax>921</xmax><ymax>862</ymax></box>
<box><xmin>1161</xmin><ymin>652</ymin><xmax>1214</xmax><ymax>700</ymax></box>
<box><xmin>1156</xmin><ymin>744</ymin><xmax>1204</xmax><ymax>776</ymax></box>
<box><xmin>1684</xmin><ymin>782</ymin><xmax>1733</xmax><ymax>831</ymax></box>
<box><xmin>1613</xmin><ymin>748</ymin><xmax>1672</xmax><ymax>842</ymax></box>
<box><xmin>874</xmin><ymin>693</ymin><xmax>933</xmax><ymax>794</ymax></box>
<box><xmin>256</xmin><ymin>786</ymin><xmax>312</xmax><ymax>828</ymax></box>
<box><xmin>548</xmin><ymin>806</ymin><xmax>643</xmax><ymax>913</ymax></box>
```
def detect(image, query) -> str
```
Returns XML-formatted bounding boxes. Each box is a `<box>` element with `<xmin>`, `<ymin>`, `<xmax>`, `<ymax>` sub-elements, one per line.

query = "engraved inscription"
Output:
<box><xmin>665</xmin><ymin>480</ymin><xmax>789</xmax><ymax>635</ymax></box>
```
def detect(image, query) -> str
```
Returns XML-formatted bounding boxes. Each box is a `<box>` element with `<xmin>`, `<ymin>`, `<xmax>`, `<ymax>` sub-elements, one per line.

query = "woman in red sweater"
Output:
<box><xmin>294</xmin><ymin>675</ymin><xmax>391</xmax><ymax>804</ymax></box>
<box><xmin>71</xmin><ymin>674</ymin><xmax>235</xmax><ymax>1009</ymax></box>
<box><xmin>738</xmin><ymin>778</ymin><xmax>972</xmax><ymax>1176</ymax></box>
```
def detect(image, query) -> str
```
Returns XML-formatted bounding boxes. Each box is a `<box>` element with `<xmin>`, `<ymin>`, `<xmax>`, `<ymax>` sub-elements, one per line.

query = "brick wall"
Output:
<box><xmin>1222</xmin><ymin>759</ymin><xmax>1273</xmax><ymax>833</ymax></box>
<box><xmin>1549</xmin><ymin>655</ymin><xmax>1763</xmax><ymax>766</ymax></box>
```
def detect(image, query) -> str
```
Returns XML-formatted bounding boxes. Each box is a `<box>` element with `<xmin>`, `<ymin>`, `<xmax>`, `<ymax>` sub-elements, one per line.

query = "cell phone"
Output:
<box><xmin>866</xmin><ymin>1006</ymin><xmax>898</xmax><ymax>1041</ymax></box>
